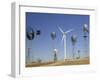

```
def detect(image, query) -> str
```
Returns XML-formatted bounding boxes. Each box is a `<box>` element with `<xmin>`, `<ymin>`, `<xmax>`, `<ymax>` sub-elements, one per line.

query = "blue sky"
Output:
<box><xmin>26</xmin><ymin>12</ymin><xmax>89</xmax><ymax>62</ymax></box>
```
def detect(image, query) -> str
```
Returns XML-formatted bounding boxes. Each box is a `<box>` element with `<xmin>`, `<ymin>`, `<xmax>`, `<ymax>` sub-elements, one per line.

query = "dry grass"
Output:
<box><xmin>26</xmin><ymin>57</ymin><xmax>89</xmax><ymax>67</ymax></box>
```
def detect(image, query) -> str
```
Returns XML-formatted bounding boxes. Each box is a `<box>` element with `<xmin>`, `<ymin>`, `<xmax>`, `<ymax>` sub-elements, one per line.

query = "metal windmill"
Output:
<box><xmin>53</xmin><ymin>49</ymin><xmax>58</xmax><ymax>62</ymax></box>
<box><xmin>58</xmin><ymin>27</ymin><xmax>73</xmax><ymax>61</ymax></box>
<box><xmin>26</xmin><ymin>27</ymin><xmax>41</xmax><ymax>63</ymax></box>
<box><xmin>26</xmin><ymin>27</ymin><xmax>35</xmax><ymax>63</ymax></box>
<box><xmin>83</xmin><ymin>24</ymin><xmax>88</xmax><ymax>58</ymax></box>
<box><xmin>71</xmin><ymin>34</ymin><xmax>77</xmax><ymax>60</ymax></box>
<box><xmin>77</xmin><ymin>50</ymin><xmax>80</xmax><ymax>59</ymax></box>
<box><xmin>51</xmin><ymin>32</ymin><xmax>57</xmax><ymax>62</ymax></box>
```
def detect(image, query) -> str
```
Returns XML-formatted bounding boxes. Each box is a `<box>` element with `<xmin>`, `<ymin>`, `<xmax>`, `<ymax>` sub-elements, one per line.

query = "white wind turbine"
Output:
<box><xmin>58</xmin><ymin>27</ymin><xmax>73</xmax><ymax>61</ymax></box>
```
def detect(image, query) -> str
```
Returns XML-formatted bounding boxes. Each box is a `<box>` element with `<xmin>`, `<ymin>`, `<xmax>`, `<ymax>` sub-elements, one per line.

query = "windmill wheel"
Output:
<box><xmin>26</xmin><ymin>27</ymin><xmax>35</xmax><ymax>40</ymax></box>
<box><xmin>51</xmin><ymin>32</ymin><xmax>56</xmax><ymax>40</ymax></box>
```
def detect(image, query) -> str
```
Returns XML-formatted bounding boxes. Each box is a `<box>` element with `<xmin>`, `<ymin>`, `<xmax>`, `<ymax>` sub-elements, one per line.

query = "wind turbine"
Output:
<box><xmin>58</xmin><ymin>27</ymin><xmax>72</xmax><ymax>61</ymax></box>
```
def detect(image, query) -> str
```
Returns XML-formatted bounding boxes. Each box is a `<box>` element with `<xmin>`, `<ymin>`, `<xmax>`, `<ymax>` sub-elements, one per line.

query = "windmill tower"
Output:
<box><xmin>58</xmin><ymin>27</ymin><xmax>72</xmax><ymax>61</ymax></box>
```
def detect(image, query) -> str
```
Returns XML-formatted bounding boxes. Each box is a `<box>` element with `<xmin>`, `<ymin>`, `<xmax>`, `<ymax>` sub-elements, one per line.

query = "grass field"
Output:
<box><xmin>26</xmin><ymin>57</ymin><xmax>89</xmax><ymax>67</ymax></box>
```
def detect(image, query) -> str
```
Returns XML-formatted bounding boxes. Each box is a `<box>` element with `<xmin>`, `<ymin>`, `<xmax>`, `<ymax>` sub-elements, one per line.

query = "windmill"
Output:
<box><xmin>77</xmin><ymin>50</ymin><xmax>80</xmax><ymax>59</ymax></box>
<box><xmin>26</xmin><ymin>27</ymin><xmax>35</xmax><ymax>63</ymax></box>
<box><xmin>53</xmin><ymin>49</ymin><xmax>58</xmax><ymax>62</ymax></box>
<box><xmin>51</xmin><ymin>32</ymin><xmax>57</xmax><ymax>62</ymax></box>
<box><xmin>71</xmin><ymin>34</ymin><xmax>77</xmax><ymax>60</ymax></box>
<box><xmin>83</xmin><ymin>24</ymin><xmax>88</xmax><ymax>58</ymax></box>
<box><xmin>58</xmin><ymin>27</ymin><xmax>72</xmax><ymax>61</ymax></box>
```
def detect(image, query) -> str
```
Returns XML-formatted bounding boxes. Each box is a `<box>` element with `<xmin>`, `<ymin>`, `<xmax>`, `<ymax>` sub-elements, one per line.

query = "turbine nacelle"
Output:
<box><xmin>63</xmin><ymin>30</ymin><xmax>73</xmax><ymax>35</ymax></box>
<box><xmin>58</xmin><ymin>27</ymin><xmax>73</xmax><ymax>35</ymax></box>
<box><xmin>63</xmin><ymin>32</ymin><xmax>67</xmax><ymax>35</ymax></box>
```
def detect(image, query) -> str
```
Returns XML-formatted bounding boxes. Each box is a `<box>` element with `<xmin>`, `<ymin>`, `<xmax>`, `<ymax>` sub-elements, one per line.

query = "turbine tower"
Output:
<box><xmin>58</xmin><ymin>27</ymin><xmax>72</xmax><ymax>61</ymax></box>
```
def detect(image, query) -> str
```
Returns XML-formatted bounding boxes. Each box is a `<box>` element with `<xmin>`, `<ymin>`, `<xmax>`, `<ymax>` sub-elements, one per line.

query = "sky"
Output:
<box><xmin>26</xmin><ymin>12</ymin><xmax>89</xmax><ymax>62</ymax></box>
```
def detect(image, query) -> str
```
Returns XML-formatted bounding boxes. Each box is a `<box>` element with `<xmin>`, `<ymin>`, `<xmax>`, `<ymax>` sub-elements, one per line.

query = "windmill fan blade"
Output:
<box><xmin>58</xmin><ymin>27</ymin><xmax>64</xmax><ymax>33</ymax></box>
<box><xmin>65</xmin><ymin>29</ymin><xmax>73</xmax><ymax>34</ymax></box>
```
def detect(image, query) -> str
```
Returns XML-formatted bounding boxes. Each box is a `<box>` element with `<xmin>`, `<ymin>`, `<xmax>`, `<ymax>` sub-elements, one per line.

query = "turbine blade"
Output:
<box><xmin>65</xmin><ymin>29</ymin><xmax>73</xmax><ymax>34</ymax></box>
<box><xmin>58</xmin><ymin>27</ymin><xmax>64</xmax><ymax>33</ymax></box>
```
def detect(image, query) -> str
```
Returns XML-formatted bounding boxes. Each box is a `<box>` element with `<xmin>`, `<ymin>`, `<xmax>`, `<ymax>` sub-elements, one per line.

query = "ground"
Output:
<box><xmin>26</xmin><ymin>57</ymin><xmax>89</xmax><ymax>67</ymax></box>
